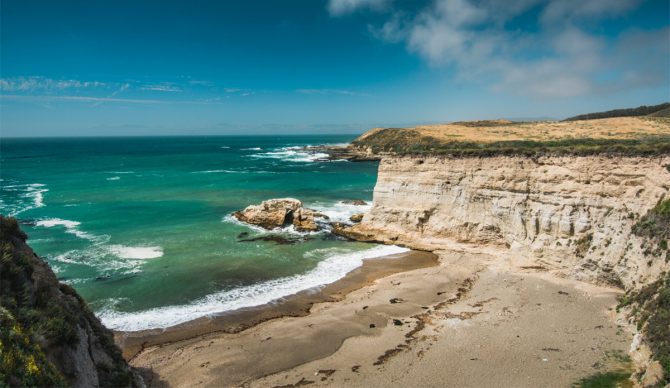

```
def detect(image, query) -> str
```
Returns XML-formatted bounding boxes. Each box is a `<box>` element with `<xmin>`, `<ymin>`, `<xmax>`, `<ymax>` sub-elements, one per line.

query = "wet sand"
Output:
<box><xmin>116</xmin><ymin>249</ymin><xmax>439</xmax><ymax>360</ymax></box>
<box><xmin>129</xmin><ymin>247</ymin><xmax>632</xmax><ymax>387</ymax></box>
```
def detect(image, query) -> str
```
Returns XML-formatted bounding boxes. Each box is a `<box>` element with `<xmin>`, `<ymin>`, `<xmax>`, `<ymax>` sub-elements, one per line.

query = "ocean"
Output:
<box><xmin>0</xmin><ymin>135</ymin><xmax>406</xmax><ymax>331</ymax></box>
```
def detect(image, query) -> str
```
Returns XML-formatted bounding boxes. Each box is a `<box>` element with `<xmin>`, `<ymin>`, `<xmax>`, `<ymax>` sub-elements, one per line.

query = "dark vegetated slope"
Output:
<box><xmin>0</xmin><ymin>216</ymin><xmax>139</xmax><ymax>387</ymax></box>
<box><xmin>565</xmin><ymin>103</ymin><xmax>670</xmax><ymax>121</ymax></box>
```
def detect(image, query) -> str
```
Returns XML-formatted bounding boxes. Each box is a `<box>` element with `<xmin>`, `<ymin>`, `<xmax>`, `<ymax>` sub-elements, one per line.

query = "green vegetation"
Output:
<box><xmin>573</xmin><ymin>351</ymin><xmax>633</xmax><ymax>388</ymax></box>
<box><xmin>352</xmin><ymin>128</ymin><xmax>670</xmax><ymax>157</ymax></box>
<box><xmin>573</xmin><ymin>371</ymin><xmax>633</xmax><ymax>388</ymax></box>
<box><xmin>619</xmin><ymin>275</ymin><xmax>670</xmax><ymax>384</ymax></box>
<box><xmin>575</xmin><ymin>233</ymin><xmax>594</xmax><ymax>258</ymax></box>
<box><xmin>0</xmin><ymin>216</ymin><xmax>135</xmax><ymax>387</ymax></box>
<box><xmin>564</xmin><ymin>103</ymin><xmax>670</xmax><ymax>121</ymax></box>
<box><xmin>633</xmin><ymin>199</ymin><xmax>670</xmax><ymax>259</ymax></box>
<box><xmin>0</xmin><ymin>216</ymin><xmax>67</xmax><ymax>387</ymax></box>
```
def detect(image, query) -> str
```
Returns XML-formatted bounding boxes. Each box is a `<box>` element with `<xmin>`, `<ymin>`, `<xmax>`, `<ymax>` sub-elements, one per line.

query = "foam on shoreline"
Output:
<box><xmin>99</xmin><ymin>244</ymin><xmax>409</xmax><ymax>331</ymax></box>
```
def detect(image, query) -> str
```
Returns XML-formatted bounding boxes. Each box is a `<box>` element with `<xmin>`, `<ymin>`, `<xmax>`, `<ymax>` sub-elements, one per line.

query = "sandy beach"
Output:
<box><xmin>128</xmin><ymin>246</ymin><xmax>632</xmax><ymax>387</ymax></box>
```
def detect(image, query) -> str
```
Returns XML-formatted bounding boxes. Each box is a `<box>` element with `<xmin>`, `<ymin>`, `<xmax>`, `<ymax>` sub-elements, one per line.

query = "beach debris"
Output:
<box><xmin>351</xmin><ymin>365</ymin><xmax>361</xmax><ymax>373</ymax></box>
<box><xmin>369</xmin><ymin>323</ymin><xmax>376</xmax><ymax>328</ymax></box>
<box><xmin>558</xmin><ymin>290</ymin><xmax>570</xmax><ymax>295</ymax></box>
<box><xmin>393</xmin><ymin>319</ymin><xmax>403</xmax><ymax>326</ymax></box>
<box><xmin>273</xmin><ymin>377</ymin><xmax>314</xmax><ymax>387</ymax></box>
<box><xmin>389</xmin><ymin>297</ymin><xmax>405</xmax><ymax>304</ymax></box>
<box><xmin>316</xmin><ymin>369</ymin><xmax>336</xmax><ymax>381</ymax></box>
<box><xmin>362</xmin><ymin>305</ymin><xmax>368</xmax><ymax>310</ymax></box>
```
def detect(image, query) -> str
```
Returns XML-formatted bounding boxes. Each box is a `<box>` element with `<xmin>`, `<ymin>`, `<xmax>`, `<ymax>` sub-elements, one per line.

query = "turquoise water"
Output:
<box><xmin>0</xmin><ymin>135</ymin><xmax>402</xmax><ymax>331</ymax></box>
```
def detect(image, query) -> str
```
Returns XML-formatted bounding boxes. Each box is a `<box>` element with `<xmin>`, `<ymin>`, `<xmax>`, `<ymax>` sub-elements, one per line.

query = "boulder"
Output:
<box><xmin>350</xmin><ymin>213</ymin><xmax>364</xmax><ymax>223</ymax></box>
<box><xmin>233</xmin><ymin>198</ymin><xmax>301</xmax><ymax>229</ymax></box>
<box><xmin>233</xmin><ymin>198</ymin><xmax>325</xmax><ymax>232</ymax></box>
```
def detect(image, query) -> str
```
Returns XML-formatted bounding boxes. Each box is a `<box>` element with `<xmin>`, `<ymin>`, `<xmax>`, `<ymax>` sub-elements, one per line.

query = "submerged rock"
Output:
<box><xmin>343</xmin><ymin>199</ymin><xmax>368</xmax><ymax>206</ymax></box>
<box><xmin>237</xmin><ymin>234</ymin><xmax>312</xmax><ymax>245</ymax></box>
<box><xmin>232</xmin><ymin>198</ymin><xmax>327</xmax><ymax>232</ymax></box>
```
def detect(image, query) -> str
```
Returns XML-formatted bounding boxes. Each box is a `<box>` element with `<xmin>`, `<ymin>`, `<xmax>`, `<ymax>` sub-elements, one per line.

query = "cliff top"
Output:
<box><xmin>357</xmin><ymin>116</ymin><xmax>670</xmax><ymax>144</ymax></box>
<box><xmin>353</xmin><ymin>116</ymin><xmax>670</xmax><ymax>156</ymax></box>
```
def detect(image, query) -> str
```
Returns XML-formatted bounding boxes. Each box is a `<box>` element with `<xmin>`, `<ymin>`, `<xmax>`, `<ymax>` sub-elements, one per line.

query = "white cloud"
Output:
<box><xmin>296</xmin><ymin>88</ymin><xmax>367</xmax><ymax>96</ymax></box>
<box><xmin>0</xmin><ymin>76</ymin><xmax>108</xmax><ymax>92</ymax></box>
<box><xmin>0</xmin><ymin>94</ymin><xmax>225</xmax><ymax>105</ymax></box>
<box><xmin>328</xmin><ymin>0</ymin><xmax>390</xmax><ymax>16</ymax></box>
<box><xmin>541</xmin><ymin>0</ymin><xmax>641</xmax><ymax>24</ymax></box>
<box><xmin>140</xmin><ymin>83</ymin><xmax>182</xmax><ymax>92</ymax></box>
<box><xmin>357</xmin><ymin>0</ymin><xmax>667</xmax><ymax>98</ymax></box>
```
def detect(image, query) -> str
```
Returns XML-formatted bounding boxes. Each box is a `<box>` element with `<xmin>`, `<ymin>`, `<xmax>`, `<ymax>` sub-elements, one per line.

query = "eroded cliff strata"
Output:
<box><xmin>346</xmin><ymin>155</ymin><xmax>670</xmax><ymax>289</ymax></box>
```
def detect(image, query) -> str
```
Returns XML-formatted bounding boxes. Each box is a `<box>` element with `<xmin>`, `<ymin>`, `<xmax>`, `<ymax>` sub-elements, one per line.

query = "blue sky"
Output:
<box><xmin>1</xmin><ymin>0</ymin><xmax>668</xmax><ymax>136</ymax></box>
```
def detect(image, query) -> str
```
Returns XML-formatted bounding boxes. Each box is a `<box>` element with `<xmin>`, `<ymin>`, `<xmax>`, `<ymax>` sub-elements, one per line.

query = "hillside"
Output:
<box><xmin>351</xmin><ymin>116</ymin><xmax>670</xmax><ymax>156</ymax></box>
<box><xmin>0</xmin><ymin>216</ymin><xmax>140</xmax><ymax>387</ymax></box>
<box><xmin>564</xmin><ymin>103</ymin><xmax>670</xmax><ymax>121</ymax></box>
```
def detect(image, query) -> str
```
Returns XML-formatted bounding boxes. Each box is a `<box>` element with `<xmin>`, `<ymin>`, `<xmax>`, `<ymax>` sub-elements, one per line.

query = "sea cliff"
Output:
<box><xmin>347</xmin><ymin>155</ymin><xmax>670</xmax><ymax>288</ymax></box>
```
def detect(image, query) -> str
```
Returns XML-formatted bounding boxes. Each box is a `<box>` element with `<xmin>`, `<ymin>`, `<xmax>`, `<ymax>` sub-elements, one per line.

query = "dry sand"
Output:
<box><xmin>128</xmin><ymin>246</ymin><xmax>632</xmax><ymax>388</ymax></box>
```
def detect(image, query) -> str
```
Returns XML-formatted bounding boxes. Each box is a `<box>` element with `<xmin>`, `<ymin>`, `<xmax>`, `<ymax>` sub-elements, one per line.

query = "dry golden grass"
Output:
<box><xmin>359</xmin><ymin>117</ymin><xmax>670</xmax><ymax>144</ymax></box>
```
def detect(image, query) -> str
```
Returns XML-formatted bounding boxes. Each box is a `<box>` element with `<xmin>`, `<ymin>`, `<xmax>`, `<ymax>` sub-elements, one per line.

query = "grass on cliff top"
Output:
<box><xmin>353</xmin><ymin>116</ymin><xmax>670</xmax><ymax>157</ymax></box>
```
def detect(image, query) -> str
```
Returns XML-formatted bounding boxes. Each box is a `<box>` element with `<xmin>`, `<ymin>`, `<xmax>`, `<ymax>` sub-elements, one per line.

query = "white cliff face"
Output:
<box><xmin>352</xmin><ymin>155</ymin><xmax>670</xmax><ymax>288</ymax></box>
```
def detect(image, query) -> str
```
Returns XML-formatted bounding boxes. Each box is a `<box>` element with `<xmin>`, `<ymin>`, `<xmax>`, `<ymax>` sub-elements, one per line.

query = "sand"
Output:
<box><xmin>127</xmin><ymin>246</ymin><xmax>633</xmax><ymax>387</ymax></box>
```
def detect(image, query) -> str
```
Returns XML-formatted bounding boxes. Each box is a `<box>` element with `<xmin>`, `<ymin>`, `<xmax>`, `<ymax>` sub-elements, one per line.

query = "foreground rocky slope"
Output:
<box><xmin>0</xmin><ymin>216</ymin><xmax>141</xmax><ymax>387</ymax></box>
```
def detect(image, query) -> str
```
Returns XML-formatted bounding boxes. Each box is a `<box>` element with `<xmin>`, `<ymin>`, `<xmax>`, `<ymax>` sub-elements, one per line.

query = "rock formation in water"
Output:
<box><xmin>232</xmin><ymin>198</ymin><xmax>327</xmax><ymax>232</ymax></box>
<box><xmin>0</xmin><ymin>216</ymin><xmax>142</xmax><ymax>387</ymax></box>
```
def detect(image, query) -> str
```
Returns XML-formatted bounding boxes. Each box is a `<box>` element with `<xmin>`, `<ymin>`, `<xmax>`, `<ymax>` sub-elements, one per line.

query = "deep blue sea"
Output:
<box><xmin>0</xmin><ymin>135</ymin><xmax>406</xmax><ymax>331</ymax></box>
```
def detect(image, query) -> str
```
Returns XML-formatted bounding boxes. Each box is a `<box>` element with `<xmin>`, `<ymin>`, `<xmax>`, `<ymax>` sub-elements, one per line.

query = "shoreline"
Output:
<box><xmin>115</xmin><ymin>249</ymin><xmax>439</xmax><ymax>360</ymax></box>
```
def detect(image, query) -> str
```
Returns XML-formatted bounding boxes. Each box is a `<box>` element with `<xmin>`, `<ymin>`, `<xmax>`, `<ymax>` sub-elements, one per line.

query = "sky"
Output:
<box><xmin>1</xmin><ymin>0</ymin><xmax>669</xmax><ymax>137</ymax></box>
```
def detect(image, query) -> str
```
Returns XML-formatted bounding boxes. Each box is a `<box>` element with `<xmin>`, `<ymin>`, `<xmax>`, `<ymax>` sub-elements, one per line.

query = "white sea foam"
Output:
<box><xmin>106</xmin><ymin>176</ymin><xmax>121</xmax><ymax>181</ymax></box>
<box><xmin>221</xmin><ymin>214</ymin><xmax>323</xmax><ymax>236</ymax></box>
<box><xmin>35</xmin><ymin>218</ymin><xmax>99</xmax><ymax>241</ymax></box>
<box><xmin>36</xmin><ymin>218</ymin><xmax>81</xmax><ymax>229</ymax></box>
<box><xmin>109</xmin><ymin>245</ymin><xmax>164</xmax><ymax>260</ymax></box>
<box><xmin>192</xmin><ymin>169</ymin><xmax>246</xmax><ymax>174</ymax></box>
<box><xmin>248</xmin><ymin>147</ymin><xmax>330</xmax><ymax>163</ymax></box>
<box><xmin>98</xmin><ymin>244</ymin><xmax>410</xmax><ymax>331</ymax></box>
<box><xmin>220</xmin><ymin>146</ymin><xmax>231</xmax><ymax>149</ymax></box>
<box><xmin>51</xmin><ymin>244</ymin><xmax>148</xmax><ymax>274</ymax></box>
<box><xmin>241</xmin><ymin>147</ymin><xmax>262</xmax><ymax>151</ymax></box>
<box><xmin>310</xmin><ymin>201</ymin><xmax>371</xmax><ymax>224</ymax></box>
<box><xmin>1</xmin><ymin>183</ymin><xmax>49</xmax><ymax>216</ymax></box>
